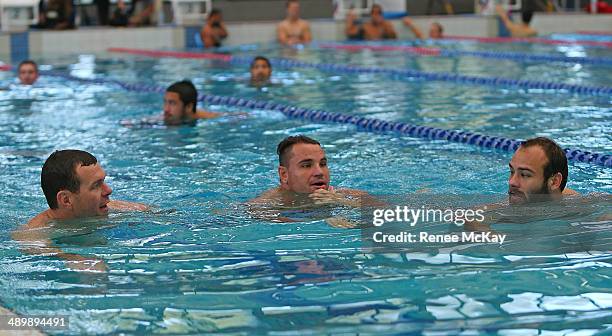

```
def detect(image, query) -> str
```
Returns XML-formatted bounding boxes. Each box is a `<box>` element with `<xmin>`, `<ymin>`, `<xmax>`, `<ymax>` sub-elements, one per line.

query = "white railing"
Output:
<box><xmin>0</xmin><ymin>0</ymin><xmax>38</xmax><ymax>31</ymax></box>
<box><xmin>475</xmin><ymin>0</ymin><xmax>522</xmax><ymax>15</ymax></box>
<box><xmin>162</xmin><ymin>0</ymin><xmax>211</xmax><ymax>25</ymax></box>
<box><xmin>333</xmin><ymin>0</ymin><xmax>373</xmax><ymax>20</ymax></box>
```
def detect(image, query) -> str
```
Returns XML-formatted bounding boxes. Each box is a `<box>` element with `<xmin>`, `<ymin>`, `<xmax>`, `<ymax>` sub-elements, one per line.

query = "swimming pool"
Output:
<box><xmin>0</xmin><ymin>42</ymin><xmax>611</xmax><ymax>334</ymax></box>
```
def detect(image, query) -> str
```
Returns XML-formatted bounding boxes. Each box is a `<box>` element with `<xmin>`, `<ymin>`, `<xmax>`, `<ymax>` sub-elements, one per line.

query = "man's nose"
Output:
<box><xmin>312</xmin><ymin>164</ymin><xmax>324</xmax><ymax>176</ymax></box>
<box><xmin>102</xmin><ymin>183</ymin><xmax>113</xmax><ymax>197</ymax></box>
<box><xmin>509</xmin><ymin>173</ymin><xmax>519</xmax><ymax>188</ymax></box>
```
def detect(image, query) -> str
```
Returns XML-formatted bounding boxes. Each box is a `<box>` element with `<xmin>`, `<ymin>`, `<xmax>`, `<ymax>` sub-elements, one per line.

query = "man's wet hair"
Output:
<box><xmin>250</xmin><ymin>56</ymin><xmax>271</xmax><ymax>69</ymax></box>
<box><xmin>521</xmin><ymin>10</ymin><xmax>534</xmax><ymax>25</ymax></box>
<box><xmin>209</xmin><ymin>8</ymin><xmax>221</xmax><ymax>18</ymax></box>
<box><xmin>286</xmin><ymin>0</ymin><xmax>298</xmax><ymax>7</ymax></box>
<box><xmin>277</xmin><ymin>135</ymin><xmax>321</xmax><ymax>167</ymax></box>
<box><xmin>18</xmin><ymin>60</ymin><xmax>38</xmax><ymax>72</ymax></box>
<box><xmin>520</xmin><ymin>137</ymin><xmax>568</xmax><ymax>191</ymax></box>
<box><xmin>432</xmin><ymin>22</ymin><xmax>444</xmax><ymax>35</ymax></box>
<box><xmin>166</xmin><ymin>80</ymin><xmax>197</xmax><ymax>113</ymax></box>
<box><xmin>371</xmin><ymin>3</ymin><xmax>383</xmax><ymax>14</ymax></box>
<box><xmin>41</xmin><ymin>150</ymin><xmax>98</xmax><ymax>209</ymax></box>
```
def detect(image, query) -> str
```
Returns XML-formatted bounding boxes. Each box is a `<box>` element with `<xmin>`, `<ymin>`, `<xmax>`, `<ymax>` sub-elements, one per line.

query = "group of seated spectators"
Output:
<box><xmin>32</xmin><ymin>0</ymin><xmax>537</xmax><ymax>44</ymax></box>
<box><xmin>201</xmin><ymin>1</ymin><xmax>537</xmax><ymax>48</ymax></box>
<box><xmin>32</xmin><ymin>0</ymin><xmax>155</xmax><ymax>29</ymax></box>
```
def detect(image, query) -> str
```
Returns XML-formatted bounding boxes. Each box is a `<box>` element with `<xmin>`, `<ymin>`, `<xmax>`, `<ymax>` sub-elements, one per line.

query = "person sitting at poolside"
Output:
<box><xmin>277</xmin><ymin>0</ymin><xmax>312</xmax><ymax>46</ymax></box>
<box><xmin>346</xmin><ymin>4</ymin><xmax>397</xmax><ymax>41</ymax></box>
<box><xmin>495</xmin><ymin>4</ymin><xmax>537</xmax><ymax>38</ymax></box>
<box><xmin>13</xmin><ymin>150</ymin><xmax>148</xmax><ymax>271</ymax></box>
<box><xmin>200</xmin><ymin>8</ymin><xmax>228</xmax><ymax>48</ymax></box>
<box><xmin>402</xmin><ymin>18</ymin><xmax>444</xmax><ymax>39</ymax></box>
<box><xmin>249</xmin><ymin>56</ymin><xmax>272</xmax><ymax>86</ymax></box>
<box><xmin>18</xmin><ymin>60</ymin><xmax>39</xmax><ymax>85</ymax></box>
<box><xmin>163</xmin><ymin>80</ymin><xmax>221</xmax><ymax>126</ymax></box>
<box><xmin>248</xmin><ymin>135</ymin><xmax>380</xmax><ymax>226</ymax></box>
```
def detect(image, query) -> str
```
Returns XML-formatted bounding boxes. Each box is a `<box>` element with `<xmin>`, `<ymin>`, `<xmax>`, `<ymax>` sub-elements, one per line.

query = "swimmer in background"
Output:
<box><xmin>162</xmin><ymin>80</ymin><xmax>220</xmax><ymax>125</ymax></box>
<box><xmin>121</xmin><ymin>80</ymin><xmax>247</xmax><ymax>127</ymax></box>
<box><xmin>13</xmin><ymin>150</ymin><xmax>149</xmax><ymax>271</ymax></box>
<box><xmin>277</xmin><ymin>0</ymin><xmax>312</xmax><ymax>46</ymax></box>
<box><xmin>18</xmin><ymin>60</ymin><xmax>40</xmax><ymax>85</ymax></box>
<box><xmin>249</xmin><ymin>56</ymin><xmax>272</xmax><ymax>86</ymax></box>
<box><xmin>402</xmin><ymin>17</ymin><xmax>444</xmax><ymax>39</ymax></box>
<box><xmin>495</xmin><ymin>4</ymin><xmax>537</xmax><ymax>38</ymax></box>
<box><xmin>248</xmin><ymin>135</ymin><xmax>382</xmax><ymax>227</ymax></box>
<box><xmin>346</xmin><ymin>4</ymin><xmax>397</xmax><ymax>41</ymax></box>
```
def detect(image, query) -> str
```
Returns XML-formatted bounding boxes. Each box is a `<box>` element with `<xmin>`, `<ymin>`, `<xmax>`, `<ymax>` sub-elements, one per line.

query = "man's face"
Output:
<box><xmin>210</xmin><ymin>13</ymin><xmax>222</xmax><ymax>24</ymax></box>
<box><xmin>508</xmin><ymin>146</ymin><xmax>551</xmax><ymax>204</ymax></box>
<box><xmin>69</xmin><ymin>163</ymin><xmax>113</xmax><ymax>218</ymax></box>
<box><xmin>429</xmin><ymin>23</ymin><xmax>442</xmax><ymax>39</ymax></box>
<box><xmin>163</xmin><ymin>92</ymin><xmax>188</xmax><ymax>125</ymax></box>
<box><xmin>371</xmin><ymin>6</ymin><xmax>384</xmax><ymax>25</ymax></box>
<box><xmin>287</xmin><ymin>2</ymin><xmax>300</xmax><ymax>19</ymax></box>
<box><xmin>279</xmin><ymin>143</ymin><xmax>330</xmax><ymax>194</ymax></box>
<box><xmin>250</xmin><ymin>60</ymin><xmax>272</xmax><ymax>83</ymax></box>
<box><xmin>18</xmin><ymin>64</ymin><xmax>39</xmax><ymax>85</ymax></box>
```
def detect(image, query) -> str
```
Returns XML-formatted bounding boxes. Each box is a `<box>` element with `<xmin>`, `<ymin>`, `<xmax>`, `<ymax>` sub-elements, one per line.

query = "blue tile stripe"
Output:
<box><xmin>10</xmin><ymin>32</ymin><xmax>29</xmax><ymax>63</ymax></box>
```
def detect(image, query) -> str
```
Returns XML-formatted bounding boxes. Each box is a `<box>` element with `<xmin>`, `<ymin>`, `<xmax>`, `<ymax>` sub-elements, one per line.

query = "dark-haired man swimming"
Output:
<box><xmin>163</xmin><ymin>80</ymin><xmax>221</xmax><ymax>125</ymax></box>
<box><xmin>13</xmin><ymin>150</ymin><xmax>148</xmax><ymax>271</ymax></box>
<box><xmin>248</xmin><ymin>135</ymin><xmax>381</xmax><ymax>227</ymax></box>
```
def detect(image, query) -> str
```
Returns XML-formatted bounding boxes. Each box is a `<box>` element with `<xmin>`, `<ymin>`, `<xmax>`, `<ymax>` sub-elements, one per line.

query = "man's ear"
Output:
<box><xmin>185</xmin><ymin>102</ymin><xmax>195</xmax><ymax>114</ymax></box>
<box><xmin>548</xmin><ymin>172</ymin><xmax>563</xmax><ymax>192</ymax></box>
<box><xmin>278</xmin><ymin>165</ymin><xmax>288</xmax><ymax>186</ymax></box>
<box><xmin>56</xmin><ymin>190</ymin><xmax>73</xmax><ymax>209</ymax></box>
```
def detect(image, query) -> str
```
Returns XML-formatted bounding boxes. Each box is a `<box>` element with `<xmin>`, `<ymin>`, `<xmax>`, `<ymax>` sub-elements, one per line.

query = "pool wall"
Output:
<box><xmin>1</xmin><ymin>13</ymin><xmax>611</xmax><ymax>63</ymax></box>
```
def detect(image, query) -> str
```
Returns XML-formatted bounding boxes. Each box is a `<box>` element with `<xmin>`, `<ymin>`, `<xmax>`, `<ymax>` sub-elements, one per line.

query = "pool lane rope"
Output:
<box><xmin>44</xmin><ymin>71</ymin><xmax>612</xmax><ymax>168</ymax></box>
<box><xmin>108</xmin><ymin>48</ymin><xmax>612</xmax><ymax>97</ymax></box>
<box><xmin>314</xmin><ymin>42</ymin><xmax>612</xmax><ymax>67</ymax></box>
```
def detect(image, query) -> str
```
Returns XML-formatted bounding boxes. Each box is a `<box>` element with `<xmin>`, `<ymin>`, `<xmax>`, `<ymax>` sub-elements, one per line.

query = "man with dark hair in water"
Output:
<box><xmin>14</xmin><ymin>150</ymin><xmax>148</xmax><ymax>271</ymax></box>
<box><xmin>250</xmin><ymin>56</ymin><xmax>272</xmax><ymax>85</ymax></box>
<box><xmin>163</xmin><ymin>80</ymin><xmax>220</xmax><ymax>125</ymax></box>
<box><xmin>27</xmin><ymin>150</ymin><xmax>148</xmax><ymax>225</ymax></box>
<box><xmin>508</xmin><ymin>137</ymin><xmax>577</xmax><ymax>204</ymax></box>
<box><xmin>18</xmin><ymin>60</ymin><xmax>39</xmax><ymax>85</ymax></box>
<box><xmin>248</xmin><ymin>135</ymin><xmax>380</xmax><ymax>227</ymax></box>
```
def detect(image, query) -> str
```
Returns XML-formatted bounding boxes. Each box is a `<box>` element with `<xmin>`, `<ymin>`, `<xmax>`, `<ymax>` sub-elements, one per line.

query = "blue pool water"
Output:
<box><xmin>0</xmin><ymin>43</ymin><xmax>611</xmax><ymax>335</ymax></box>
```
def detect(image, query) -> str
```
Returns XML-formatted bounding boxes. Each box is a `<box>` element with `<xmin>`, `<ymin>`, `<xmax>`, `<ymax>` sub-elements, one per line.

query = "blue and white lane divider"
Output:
<box><xmin>44</xmin><ymin>71</ymin><xmax>612</xmax><ymax>168</ymax></box>
<box><xmin>313</xmin><ymin>41</ymin><xmax>612</xmax><ymax>66</ymax></box>
<box><xmin>105</xmin><ymin>48</ymin><xmax>612</xmax><ymax>97</ymax></box>
<box><xmin>438</xmin><ymin>49</ymin><xmax>612</xmax><ymax>66</ymax></box>
<box><xmin>225</xmin><ymin>56</ymin><xmax>612</xmax><ymax>97</ymax></box>
<box><xmin>241</xmin><ymin>57</ymin><xmax>612</xmax><ymax>96</ymax></box>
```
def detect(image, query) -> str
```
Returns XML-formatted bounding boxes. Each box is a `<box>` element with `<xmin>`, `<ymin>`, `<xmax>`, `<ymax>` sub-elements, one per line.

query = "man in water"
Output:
<box><xmin>249</xmin><ymin>56</ymin><xmax>272</xmax><ymax>86</ymax></box>
<box><xmin>495</xmin><ymin>4</ymin><xmax>537</xmax><ymax>38</ymax></box>
<box><xmin>508</xmin><ymin>137</ymin><xmax>577</xmax><ymax>204</ymax></box>
<box><xmin>277</xmin><ymin>0</ymin><xmax>312</xmax><ymax>46</ymax></box>
<box><xmin>14</xmin><ymin>150</ymin><xmax>148</xmax><ymax>270</ymax></box>
<box><xmin>402</xmin><ymin>18</ymin><xmax>444</xmax><ymax>39</ymax></box>
<box><xmin>249</xmin><ymin>135</ymin><xmax>379</xmax><ymax>226</ymax></box>
<box><xmin>18</xmin><ymin>60</ymin><xmax>39</xmax><ymax>85</ymax></box>
<box><xmin>163</xmin><ymin>80</ymin><xmax>221</xmax><ymax>125</ymax></box>
<box><xmin>466</xmin><ymin>137</ymin><xmax>579</xmax><ymax>231</ymax></box>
